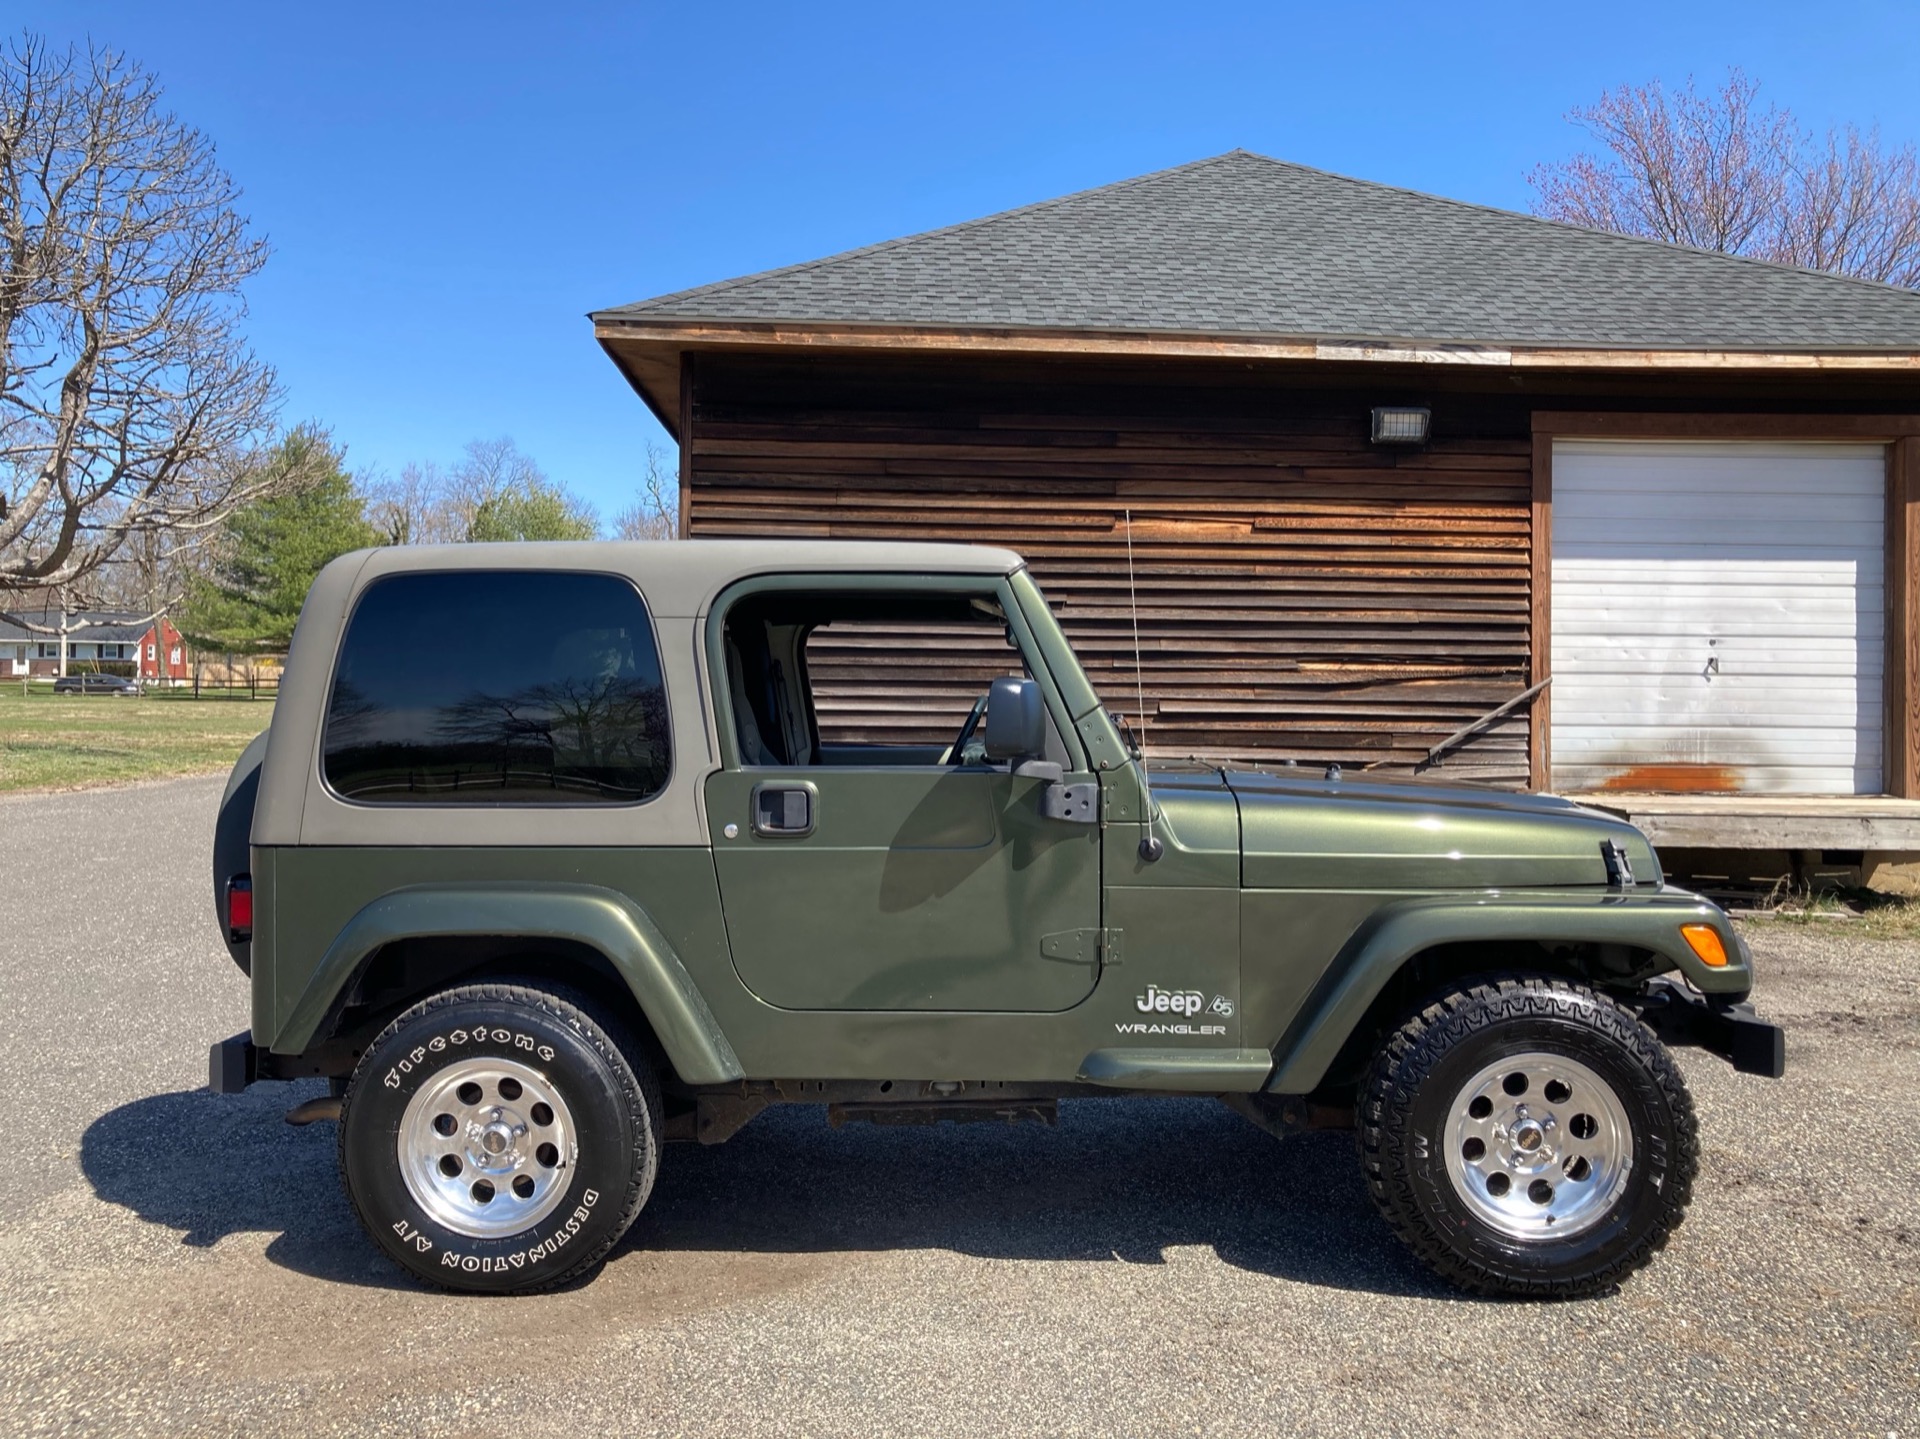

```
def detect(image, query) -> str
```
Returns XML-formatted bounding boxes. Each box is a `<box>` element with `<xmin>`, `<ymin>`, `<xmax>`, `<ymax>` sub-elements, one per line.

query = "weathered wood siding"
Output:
<box><xmin>801</xmin><ymin>617</ymin><xmax>1024</xmax><ymax>748</ymax></box>
<box><xmin>688</xmin><ymin>358</ymin><xmax>1536</xmax><ymax>783</ymax></box>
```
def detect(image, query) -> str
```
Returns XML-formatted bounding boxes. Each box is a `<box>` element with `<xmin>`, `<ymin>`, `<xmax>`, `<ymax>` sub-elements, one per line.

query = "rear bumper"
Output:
<box><xmin>1639</xmin><ymin>979</ymin><xmax>1787</xmax><ymax>1078</ymax></box>
<box><xmin>209</xmin><ymin>1030</ymin><xmax>352</xmax><ymax>1092</ymax></box>
<box><xmin>208</xmin><ymin>1029</ymin><xmax>257</xmax><ymax>1091</ymax></box>
<box><xmin>209</xmin><ymin>1031</ymin><xmax>259</xmax><ymax>1093</ymax></box>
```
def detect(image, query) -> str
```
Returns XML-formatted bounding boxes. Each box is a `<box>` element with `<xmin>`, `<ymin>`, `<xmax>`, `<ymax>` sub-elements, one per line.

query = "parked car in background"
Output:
<box><xmin>51</xmin><ymin>673</ymin><xmax>142</xmax><ymax>696</ymax></box>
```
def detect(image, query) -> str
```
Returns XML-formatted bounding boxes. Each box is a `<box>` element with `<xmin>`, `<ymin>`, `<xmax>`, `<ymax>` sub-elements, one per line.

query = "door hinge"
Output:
<box><xmin>1040</xmin><ymin>780</ymin><xmax>1097</xmax><ymax>823</ymax></box>
<box><xmin>1040</xmin><ymin>928</ymin><xmax>1122</xmax><ymax>965</ymax></box>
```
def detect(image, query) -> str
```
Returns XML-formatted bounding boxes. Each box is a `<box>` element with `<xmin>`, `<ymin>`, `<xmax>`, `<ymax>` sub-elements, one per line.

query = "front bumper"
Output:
<box><xmin>1638</xmin><ymin>979</ymin><xmax>1787</xmax><ymax>1078</ymax></box>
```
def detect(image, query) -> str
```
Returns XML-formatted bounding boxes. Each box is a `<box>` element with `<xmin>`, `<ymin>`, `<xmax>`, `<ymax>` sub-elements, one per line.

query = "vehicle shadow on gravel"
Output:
<box><xmin>80</xmin><ymin>1081</ymin><xmax>411</xmax><ymax>1290</ymax></box>
<box><xmin>627</xmin><ymin>1097</ymin><xmax>1465</xmax><ymax>1300</ymax></box>
<box><xmin>82</xmin><ymin>1088</ymin><xmax>1464</xmax><ymax>1299</ymax></box>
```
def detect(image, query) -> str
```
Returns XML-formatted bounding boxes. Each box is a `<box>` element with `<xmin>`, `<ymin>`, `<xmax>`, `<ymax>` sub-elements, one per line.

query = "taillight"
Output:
<box><xmin>226</xmin><ymin>874</ymin><xmax>253</xmax><ymax>944</ymax></box>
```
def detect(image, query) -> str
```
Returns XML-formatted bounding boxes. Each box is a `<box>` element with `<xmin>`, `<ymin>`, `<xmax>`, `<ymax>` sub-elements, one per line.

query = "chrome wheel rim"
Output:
<box><xmin>398</xmin><ymin>1056</ymin><xmax>577</xmax><ymax>1239</ymax></box>
<box><xmin>1442</xmin><ymin>1050</ymin><xmax>1633</xmax><ymax>1241</ymax></box>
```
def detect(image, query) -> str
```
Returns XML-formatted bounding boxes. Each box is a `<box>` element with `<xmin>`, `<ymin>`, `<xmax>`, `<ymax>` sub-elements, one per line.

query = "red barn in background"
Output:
<box><xmin>138</xmin><ymin>616</ymin><xmax>187</xmax><ymax>682</ymax></box>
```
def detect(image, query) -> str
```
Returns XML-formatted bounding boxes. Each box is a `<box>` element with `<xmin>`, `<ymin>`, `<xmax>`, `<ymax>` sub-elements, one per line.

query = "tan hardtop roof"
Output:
<box><xmin>324</xmin><ymin>539</ymin><xmax>1028</xmax><ymax>617</ymax></box>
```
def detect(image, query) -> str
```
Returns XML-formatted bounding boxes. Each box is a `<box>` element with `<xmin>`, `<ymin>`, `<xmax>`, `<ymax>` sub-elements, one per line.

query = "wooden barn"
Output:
<box><xmin>593</xmin><ymin>151</ymin><xmax>1920</xmax><ymax>865</ymax></box>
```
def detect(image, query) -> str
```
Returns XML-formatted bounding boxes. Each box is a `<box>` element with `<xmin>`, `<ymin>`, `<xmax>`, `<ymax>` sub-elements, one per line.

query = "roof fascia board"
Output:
<box><xmin>595</xmin><ymin>320</ymin><xmax>1920</xmax><ymax>372</ymax></box>
<box><xmin>1513</xmin><ymin>348</ymin><xmax>1920</xmax><ymax>371</ymax></box>
<box><xmin>598</xmin><ymin>320</ymin><xmax>1314</xmax><ymax>363</ymax></box>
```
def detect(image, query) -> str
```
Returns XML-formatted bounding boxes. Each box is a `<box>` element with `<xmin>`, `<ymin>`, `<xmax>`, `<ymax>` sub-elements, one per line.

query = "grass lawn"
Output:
<box><xmin>0</xmin><ymin>686</ymin><xmax>273</xmax><ymax>793</ymax></box>
<box><xmin>1737</xmin><ymin>891</ymin><xmax>1920</xmax><ymax>941</ymax></box>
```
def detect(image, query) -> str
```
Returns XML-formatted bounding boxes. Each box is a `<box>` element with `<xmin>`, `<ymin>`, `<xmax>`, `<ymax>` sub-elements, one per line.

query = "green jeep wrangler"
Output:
<box><xmin>208</xmin><ymin>541</ymin><xmax>1783</xmax><ymax>1297</ymax></box>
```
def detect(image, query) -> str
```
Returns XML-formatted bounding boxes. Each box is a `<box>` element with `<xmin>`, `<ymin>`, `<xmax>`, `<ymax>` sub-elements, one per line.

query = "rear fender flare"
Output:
<box><xmin>1264</xmin><ymin>890</ymin><xmax>1748</xmax><ymax>1094</ymax></box>
<box><xmin>274</xmin><ymin>883</ymin><xmax>744</xmax><ymax>1086</ymax></box>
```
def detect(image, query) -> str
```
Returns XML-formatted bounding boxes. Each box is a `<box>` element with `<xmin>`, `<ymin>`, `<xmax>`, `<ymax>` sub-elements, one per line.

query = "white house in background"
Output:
<box><xmin>0</xmin><ymin>610</ymin><xmax>187</xmax><ymax>681</ymax></box>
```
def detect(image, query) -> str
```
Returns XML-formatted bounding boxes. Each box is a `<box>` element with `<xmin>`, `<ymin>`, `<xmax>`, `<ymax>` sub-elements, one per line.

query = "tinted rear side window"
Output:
<box><xmin>323</xmin><ymin>570</ymin><xmax>670</xmax><ymax>805</ymax></box>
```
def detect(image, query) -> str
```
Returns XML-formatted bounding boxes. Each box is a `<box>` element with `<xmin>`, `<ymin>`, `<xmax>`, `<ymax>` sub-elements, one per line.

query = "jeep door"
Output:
<box><xmin>702</xmin><ymin>577</ymin><xmax>1102</xmax><ymax>1013</ymax></box>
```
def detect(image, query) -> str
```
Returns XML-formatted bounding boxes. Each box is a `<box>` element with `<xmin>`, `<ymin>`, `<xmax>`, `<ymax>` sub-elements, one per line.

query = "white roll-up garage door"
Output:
<box><xmin>1551</xmin><ymin>440</ymin><xmax>1885</xmax><ymax>796</ymax></box>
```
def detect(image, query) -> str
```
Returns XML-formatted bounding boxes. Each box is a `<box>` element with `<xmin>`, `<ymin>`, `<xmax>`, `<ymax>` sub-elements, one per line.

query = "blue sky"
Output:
<box><xmin>23</xmin><ymin>2</ymin><xmax>1920</xmax><ymax>521</ymax></box>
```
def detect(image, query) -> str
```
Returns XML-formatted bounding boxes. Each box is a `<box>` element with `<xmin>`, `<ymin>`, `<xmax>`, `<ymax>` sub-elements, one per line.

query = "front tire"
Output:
<box><xmin>339</xmin><ymin>982</ymin><xmax>661</xmax><ymax>1293</ymax></box>
<box><xmin>1360</xmin><ymin>976</ymin><xmax>1697</xmax><ymax>1298</ymax></box>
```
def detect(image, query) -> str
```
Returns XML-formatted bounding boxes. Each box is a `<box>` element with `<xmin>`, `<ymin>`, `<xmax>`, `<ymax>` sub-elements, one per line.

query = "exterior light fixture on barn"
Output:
<box><xmin>592</xmin><ymin>151</ymin><xmax>1920</xmax><ymax>863</ymax></box>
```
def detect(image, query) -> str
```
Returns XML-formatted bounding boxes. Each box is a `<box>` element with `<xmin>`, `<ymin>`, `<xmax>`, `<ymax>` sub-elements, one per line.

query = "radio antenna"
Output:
<box><xmin>1124</xmin><ymin>509</ymin><xmax>1164</xmax><ymax>862</ymax></box>
<box><xmin>1125</xmin><ymin>509</ymin><xmax>1148</xmax><ymax>752</ymax></box>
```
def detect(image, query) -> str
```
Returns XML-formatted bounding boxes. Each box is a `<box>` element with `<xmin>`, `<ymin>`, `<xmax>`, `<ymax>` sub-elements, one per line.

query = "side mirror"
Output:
<box><xmin>982</xmin><ymin>676</ymin><xmax>1046</xmax><ymax>762</ymax></box>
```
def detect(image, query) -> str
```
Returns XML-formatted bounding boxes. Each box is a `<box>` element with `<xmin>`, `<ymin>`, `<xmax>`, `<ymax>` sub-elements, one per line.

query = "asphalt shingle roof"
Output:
<box><xmin>597</xmin><ymin>151</ymin><xmax>1920</xmax><ymax>352</ymax></box>
<box><xmin>0</xmin><ymin>610</ymin><xmax>150</xmax><ymax>643</ymax></box>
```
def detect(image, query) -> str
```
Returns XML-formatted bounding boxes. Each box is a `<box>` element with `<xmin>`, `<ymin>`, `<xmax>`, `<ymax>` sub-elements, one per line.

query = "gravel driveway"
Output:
<box><xmin>0</xmin><ymin>777</ymin><xmax>1915</xmax><ymax>1437</ymax></box>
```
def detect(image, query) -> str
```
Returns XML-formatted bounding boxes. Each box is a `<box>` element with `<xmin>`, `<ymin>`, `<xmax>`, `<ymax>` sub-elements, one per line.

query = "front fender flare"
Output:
<box><xmin>274</xmin><ymin>883</ymin><xmax>744</xmax><ymax>1086</ymax></box>
<box><xmin>1264</xmin><ymin>887</ymin><xmax>1748</xmax><ymax>1095</ymax></box>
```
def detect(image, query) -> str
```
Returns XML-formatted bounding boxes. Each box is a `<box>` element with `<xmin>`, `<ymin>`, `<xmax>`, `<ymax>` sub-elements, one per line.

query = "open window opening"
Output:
<box><xmin>720</xmin><ymin>589</ymin><xmax>1067</xmax><ymax>768</ymax></box>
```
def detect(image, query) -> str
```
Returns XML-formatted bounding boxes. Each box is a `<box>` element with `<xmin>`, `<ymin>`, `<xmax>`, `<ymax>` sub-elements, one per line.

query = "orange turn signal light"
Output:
<box><xmin>1679</xmin><ymin>923</ymin><xmax>1729</xmax><ymax>967</ymax></box>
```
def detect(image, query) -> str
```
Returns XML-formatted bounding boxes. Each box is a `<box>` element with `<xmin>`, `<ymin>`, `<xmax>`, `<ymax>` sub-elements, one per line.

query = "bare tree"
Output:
<box><xmin>447</xmin><ymin>437</ymin><xmax>546</xmax><ymax>534</ymax></box>
<box><xmin>1530</xmin><ymin>70</ymin><xmax>1920</xmax><ymax>288</ymax></box>
<box><xmin>0</xmin><ymin>36</ymin><xmax>295</xmax><ymax>618</ymax></box>
<box><xmin>103</xmin><ymin>525</ymin><xmax>188</xmax><ymax>677</ymax></box>
<box><xmin>1785</xmin><ymin>128</ymin><xmax>1920</xmax><ymax>284</ymax></box>
<box><xmin>365</xmin><ymin>460</ymin><xmax>460</xmax><ymax>546</ymax></box>
<box><xmin>366</xmin><ymin>438</ymin><xmax>601</xmax><ymax>544</ymax></box>
<box><xmin>612</xmin><ymin>443</ymin><xmax>680</xmax><ymax>541</ymax></box>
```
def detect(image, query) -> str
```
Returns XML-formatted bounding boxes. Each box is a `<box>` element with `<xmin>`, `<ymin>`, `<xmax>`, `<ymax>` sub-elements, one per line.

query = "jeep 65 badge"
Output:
<box><xmin>1117</xmin><ymin>984</ymin><xmax>1235</xmax><ymax>1037</ymax></box>
<box><xmin>206</xmin><ymin>538</ymin><xmax>1783</xmax><ymax>1298</ymax></box>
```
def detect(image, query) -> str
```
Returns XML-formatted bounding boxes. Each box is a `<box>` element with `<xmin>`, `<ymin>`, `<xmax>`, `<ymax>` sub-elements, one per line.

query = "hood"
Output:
<box><xmin>1185</xmin><ymin>767</ymin><xmax>1657</xmax><ymax>890</ymax></box>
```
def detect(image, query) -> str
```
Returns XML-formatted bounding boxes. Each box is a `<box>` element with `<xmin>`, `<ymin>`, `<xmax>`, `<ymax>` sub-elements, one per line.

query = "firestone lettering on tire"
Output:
<box><xmin>434</xmin><ymin>1188</ymin><xmax>601</xmax><ymax>1272</ymax></box>
<box><xmin>383</xmin><ymin>1025</ymin><xmax>559</xmax><ymax>1089</ymax></box>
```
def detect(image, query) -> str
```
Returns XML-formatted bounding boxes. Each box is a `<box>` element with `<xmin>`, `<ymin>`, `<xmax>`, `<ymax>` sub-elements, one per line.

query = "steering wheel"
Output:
<box><xmin>940</xmin><ymin>693</ymin><xmax>990</xmax><ymax>766</ymax></box>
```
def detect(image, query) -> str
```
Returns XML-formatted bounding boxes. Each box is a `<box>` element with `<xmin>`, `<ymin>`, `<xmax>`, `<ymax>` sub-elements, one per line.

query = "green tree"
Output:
<box><xmin>466</xmin><ymin>477</ymin><xmax>599</xmax><ymax>543</ymax></box>
<box><xmin>178</xmin><ymin>429</ymin><xmax>380</xmax><ymax>652</ymax></box>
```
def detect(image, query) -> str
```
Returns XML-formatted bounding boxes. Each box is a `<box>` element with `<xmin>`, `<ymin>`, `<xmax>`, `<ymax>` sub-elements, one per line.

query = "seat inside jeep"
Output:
<box><xmin>720</xmin><ymin>590</ymin><xmax>1064</xmax><ymax>768</ymax></box>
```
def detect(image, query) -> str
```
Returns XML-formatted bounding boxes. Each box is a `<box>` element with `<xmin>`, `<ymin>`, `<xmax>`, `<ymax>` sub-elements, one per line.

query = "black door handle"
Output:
<box><xmin>751</xmin><ymin>783</ymin><xmax>815</xmax><ymax>837</ymax></box>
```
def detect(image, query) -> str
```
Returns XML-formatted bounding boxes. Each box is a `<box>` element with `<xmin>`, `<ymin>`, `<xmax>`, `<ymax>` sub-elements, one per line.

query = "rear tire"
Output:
<box><xmin>1360</xmin><ymin>976</ymin><xmax>1696</xmax><ymax>1298</ymax></box>
<box><xmin>339</xmin><ymin>981</ymin><xmax>661</xmax><ymax>1293</ymax></box>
